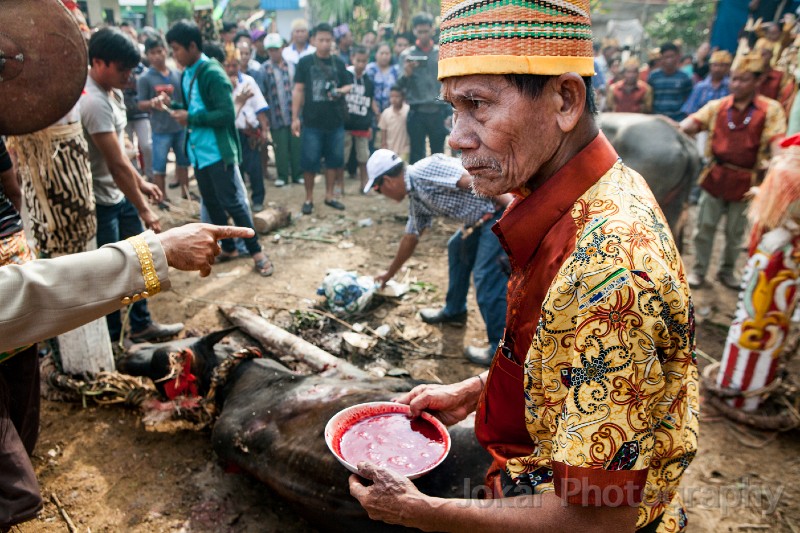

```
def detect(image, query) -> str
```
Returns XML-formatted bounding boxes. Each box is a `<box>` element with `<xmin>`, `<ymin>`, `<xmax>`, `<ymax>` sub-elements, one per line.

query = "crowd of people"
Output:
<box><xmin>2</xmin><ymin>0</ymin><xmax>800</xmax><ymax>530</ymax></box>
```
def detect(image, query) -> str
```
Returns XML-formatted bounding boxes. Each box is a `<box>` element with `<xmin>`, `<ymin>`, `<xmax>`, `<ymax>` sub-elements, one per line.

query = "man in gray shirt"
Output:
<box><xmin>396</xmin><ymin>13</ymin><xmax>450</xmax><ymax>163</ymax></box>
<box><xmin>81</xmin><ymin>27</ymin><xmax>183</xmax><ymax>344</ymax></box>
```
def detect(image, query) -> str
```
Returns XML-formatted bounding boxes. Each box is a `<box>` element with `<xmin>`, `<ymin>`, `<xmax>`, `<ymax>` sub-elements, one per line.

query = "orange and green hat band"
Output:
<box><xmin>439</xmin><ymin>0</ymin><xmax>595</xmax><ymax>79</ymax></box>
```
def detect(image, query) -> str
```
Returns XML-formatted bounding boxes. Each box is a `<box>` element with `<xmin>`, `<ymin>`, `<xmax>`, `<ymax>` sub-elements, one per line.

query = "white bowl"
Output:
<box><xmin>325</xmin><ymin>401</ymin><xmax>451</xmax><ymax>480</ymax></box>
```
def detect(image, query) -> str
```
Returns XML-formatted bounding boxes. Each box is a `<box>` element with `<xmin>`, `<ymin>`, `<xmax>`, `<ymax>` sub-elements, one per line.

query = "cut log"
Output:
<box><xmin>220</xmin><ymin>306</ymin><xmax>367</xmax><ymax>379</ymax></box>
<box><xmin>252</xmin><ymin>207</ymin><xmax>291</xmax><ymax>235</ymax></box>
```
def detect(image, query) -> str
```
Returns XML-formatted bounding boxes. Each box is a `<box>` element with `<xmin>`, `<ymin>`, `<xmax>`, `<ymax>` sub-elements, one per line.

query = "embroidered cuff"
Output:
<box><xmin>126</xmin><ymin>234</ymin><xmax>162</xmax><ymax>298</ymax></box>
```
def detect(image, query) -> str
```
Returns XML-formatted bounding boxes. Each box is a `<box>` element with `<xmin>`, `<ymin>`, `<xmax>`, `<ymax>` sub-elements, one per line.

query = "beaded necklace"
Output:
<box><xmin>727</xmin><ymin>102</ymin><xmax>755</xmax><ymax>130</ymax></box>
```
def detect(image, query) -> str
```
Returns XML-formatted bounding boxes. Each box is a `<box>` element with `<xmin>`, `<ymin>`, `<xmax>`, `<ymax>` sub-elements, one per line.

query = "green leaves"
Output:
<box><xmin>645</xmin><ymin>0</ymin><xmax>715</xmax><ymax>50</ymax></box>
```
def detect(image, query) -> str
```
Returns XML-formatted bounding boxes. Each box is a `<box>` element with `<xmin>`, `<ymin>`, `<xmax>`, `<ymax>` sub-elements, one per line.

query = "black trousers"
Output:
<box><xmin>0</xmin><ymin>345</ymin><xmax>43</xmax><ymax>529</ymax></box>
<box><xmin>194</xmin><ymin>160</ymin><xmax>262</xmax><ymax>255</ymax></box>
<box><xmin>407</xmin><ymin>107</ymin><xmax>449</xmax><ymax>164</ymax></box>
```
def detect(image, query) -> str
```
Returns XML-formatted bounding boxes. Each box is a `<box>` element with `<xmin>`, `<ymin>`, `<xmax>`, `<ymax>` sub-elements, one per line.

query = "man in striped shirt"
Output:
<box><xmin>649</xmin><ymin>43</ymin><xmax>694</xmax><ymax>121</ymax></box>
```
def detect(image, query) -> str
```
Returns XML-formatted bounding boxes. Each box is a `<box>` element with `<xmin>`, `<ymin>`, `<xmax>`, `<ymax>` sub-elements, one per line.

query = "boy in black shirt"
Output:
<box><xmin>343</xmin><ymin>46</ymin><xmax>379</xmax><ymax>192</ymax></box>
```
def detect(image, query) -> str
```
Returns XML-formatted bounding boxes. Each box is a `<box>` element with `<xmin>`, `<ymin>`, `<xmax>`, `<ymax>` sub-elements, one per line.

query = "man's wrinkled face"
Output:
<box><xmin>444</xmin><ymin>75</ymin><xmax>560</xmax><ymax>196</ymax></box>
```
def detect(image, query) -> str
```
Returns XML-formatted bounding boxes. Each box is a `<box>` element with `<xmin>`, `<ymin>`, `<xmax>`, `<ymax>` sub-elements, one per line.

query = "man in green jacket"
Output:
<box><xmin>165</xmin><ymin>20</ymin><xmax>273</xmax><ymax>277</ymax></box>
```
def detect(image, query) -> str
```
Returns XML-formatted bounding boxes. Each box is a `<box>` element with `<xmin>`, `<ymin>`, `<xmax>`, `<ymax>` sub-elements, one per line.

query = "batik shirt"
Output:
<box><xmin>505</xmin><ymin>159</ymin><xmax>699</xmax><ymax>533</ymax></box>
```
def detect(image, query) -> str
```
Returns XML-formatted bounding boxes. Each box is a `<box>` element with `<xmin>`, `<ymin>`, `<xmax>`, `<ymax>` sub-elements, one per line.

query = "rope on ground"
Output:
<box><xmin>40</xmin><ymin>347</ymin><xmax>262</xmax><ymax>431</ymax></box>
<box><xmin>701</xmin><ymin>361</ymin><xmax>800</xmax><ymax>431</ymax></box>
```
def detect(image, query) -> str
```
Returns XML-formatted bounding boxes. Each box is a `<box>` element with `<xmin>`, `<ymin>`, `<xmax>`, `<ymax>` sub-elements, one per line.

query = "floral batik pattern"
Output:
<box><xmin>506</xmin><ymin>162</ymin><xmax>699</xmax><ymax>533</ymax></box>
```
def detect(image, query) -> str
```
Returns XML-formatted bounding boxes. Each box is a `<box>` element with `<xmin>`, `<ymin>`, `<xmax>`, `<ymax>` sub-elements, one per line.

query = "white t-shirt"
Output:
<box><xmin>282</xmin><ymin>43</ymin><xmax>316</xmax><ymax>68</ymax></box>
<box><xmin>233</xmin><ymin>73</ymin><xmax>269</xmax><ymax>130</ymax></box>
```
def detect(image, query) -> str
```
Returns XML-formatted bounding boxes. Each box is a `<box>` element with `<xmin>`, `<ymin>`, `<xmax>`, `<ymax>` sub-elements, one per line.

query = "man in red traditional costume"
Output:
<box><xmin>606</xmin><ymin>58</ymin><xmax>653</xmax><ymax>114</ymax></box>
<box><xmin>681</xmin><ymin>52</ymin><xmax>786</xmax><ymax>290</ymax></box>
<box><xmin>349</xmin><ymin>1</ymin><xmax>698</xmax><ymax>531</ymax></box>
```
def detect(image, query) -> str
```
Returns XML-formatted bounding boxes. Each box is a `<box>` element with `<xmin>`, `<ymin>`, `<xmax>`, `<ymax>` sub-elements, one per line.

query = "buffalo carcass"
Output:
<box><xmin>120</xmin><ymin>330</ymin><xmax>491</xmax><ymax>532</ymax></box>
<box><xmin>600</xmin><ymin>112</ymin><xmax>703</xmax><ymax>248</ymax></box>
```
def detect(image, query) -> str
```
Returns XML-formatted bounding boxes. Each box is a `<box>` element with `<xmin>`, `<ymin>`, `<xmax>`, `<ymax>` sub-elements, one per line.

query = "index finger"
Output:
<box><xmin>211</xmin><ymin>225</ymin><xmax>256</xmax><ymax>240</ymax></box>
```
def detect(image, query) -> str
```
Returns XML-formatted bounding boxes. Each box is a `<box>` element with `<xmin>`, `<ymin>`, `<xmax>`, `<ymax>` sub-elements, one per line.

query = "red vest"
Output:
<box><xmin>702</xmin><ymin>96</ymin><xmax>767</xmax><ymax>202</ymax></box>
<box><xmin>610</xmin><ymin>80</ymin><xmax>648</xmax><ymax>113</ymax></box>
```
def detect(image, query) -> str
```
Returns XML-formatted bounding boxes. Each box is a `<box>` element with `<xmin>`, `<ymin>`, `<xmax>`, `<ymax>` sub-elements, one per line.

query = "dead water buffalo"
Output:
<box><xmin>121</xmin><ymin>333</ymin><xmax>491</xmax><ymax>531</ymax></box>
<box><xmin>600</xmin><ymin>112</ymin><xmax>702</xmax><ymax>247</ymax></box>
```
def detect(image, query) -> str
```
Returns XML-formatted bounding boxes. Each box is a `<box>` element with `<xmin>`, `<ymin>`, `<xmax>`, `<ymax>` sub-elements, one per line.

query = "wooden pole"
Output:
<box><xmin>220</xmin><ymin>306</ymin><xmax>368</xmax><ymax>379</ymax></box>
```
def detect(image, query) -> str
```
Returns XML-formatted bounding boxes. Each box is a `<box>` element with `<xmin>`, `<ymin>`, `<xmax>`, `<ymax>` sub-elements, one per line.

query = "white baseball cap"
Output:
<box><xmin>264</xmin><ymin>33</ymin><xmax>284</xmax><ymax>49</ymax></box>
<box><xmin>364</xmin><ymin>149</ymin><xmax>403</xmax><ymax>193</ymax></box>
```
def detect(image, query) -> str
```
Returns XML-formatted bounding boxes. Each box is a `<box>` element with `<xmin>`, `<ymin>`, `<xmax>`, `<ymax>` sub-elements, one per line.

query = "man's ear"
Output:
<box><xmin>551</xmin><ymin>73</ymin><xmax>586</xmax><ymax>134</ymax></box>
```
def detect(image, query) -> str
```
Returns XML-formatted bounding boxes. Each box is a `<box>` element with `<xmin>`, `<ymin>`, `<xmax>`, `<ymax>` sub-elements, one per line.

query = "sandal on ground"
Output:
<box><xmin>254</xmin><ymin>256</ymin><xmax>274</xmax><ymax>277</ymax></box>
<box><xmin>324</xmin><ymin>198</ymin><xmax>345</xmax><ymax>210</ymax></box>
<box><xmin>301</xmin><ymin>201</ymin><xmax>313</xmax><ymax>215</ymax></box>
<box><xmin>217</xmin><ymin>251</ymin><xmax>240</xmax><ymax>263</ymax></box>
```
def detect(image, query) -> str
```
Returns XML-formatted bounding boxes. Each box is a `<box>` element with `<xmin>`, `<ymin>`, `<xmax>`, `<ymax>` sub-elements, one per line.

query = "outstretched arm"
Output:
<box><xmin>374</xmin><ymin>233</ymin><xmax>419</xmax><ymax>287</ymax></box>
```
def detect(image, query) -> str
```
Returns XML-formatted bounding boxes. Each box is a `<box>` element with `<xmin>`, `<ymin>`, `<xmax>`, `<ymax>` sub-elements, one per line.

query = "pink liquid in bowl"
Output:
<box><xmin>339</xmin><ymin>413</ymin><xmax>446</xmax><ymax>475</ymax></box>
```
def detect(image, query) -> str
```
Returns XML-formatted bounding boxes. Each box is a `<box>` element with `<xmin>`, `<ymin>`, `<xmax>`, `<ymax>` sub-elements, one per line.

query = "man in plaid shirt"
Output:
<box><xmin>366</xmin><ymin>149</ymin><xmax>513</xmax><ymax>365</ymax></box>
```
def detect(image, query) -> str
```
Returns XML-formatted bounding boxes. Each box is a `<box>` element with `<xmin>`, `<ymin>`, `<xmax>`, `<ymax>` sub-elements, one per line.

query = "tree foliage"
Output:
<box><xmin>311</xmin><ymin>0</ymin><xmax>441</xmax><ymax>36</ymax></box>
<box><xmin>162</xmin><ymin>0</ymin><xmax>193</xmax><ymax>26</ymax></box>
<box><xmin>646</xmin><ymin>0</ymin><xmax>716</xmax><ymax>50</ymax></box>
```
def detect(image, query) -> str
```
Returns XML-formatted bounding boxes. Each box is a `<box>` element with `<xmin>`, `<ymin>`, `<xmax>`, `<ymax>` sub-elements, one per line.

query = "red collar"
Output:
<box><xmin>415</xmin><ymin>40</ymin><xmax>434</xmax><ymax>53</ymax></box>
<box><xmin>493</xmin><ymin>133</ymin><xmax>619</xmax><ymax>269</ymax></box>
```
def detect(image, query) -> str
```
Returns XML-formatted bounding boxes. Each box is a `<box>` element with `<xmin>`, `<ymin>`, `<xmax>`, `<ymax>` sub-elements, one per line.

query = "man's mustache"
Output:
<box><xmin>461</xmin><ymin>156</ymin><xmax>502</xmax><ymax>173</ymax></box>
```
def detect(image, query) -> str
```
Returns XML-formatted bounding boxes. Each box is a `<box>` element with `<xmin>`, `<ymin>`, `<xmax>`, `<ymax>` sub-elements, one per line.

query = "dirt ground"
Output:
<box><xmin>15</xmin><ymin>171</ymin><xmax>800</xmax><ymax>533</ymax></box>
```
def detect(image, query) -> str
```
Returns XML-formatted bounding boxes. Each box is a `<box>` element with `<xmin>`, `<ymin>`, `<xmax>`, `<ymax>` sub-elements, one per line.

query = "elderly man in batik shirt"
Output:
<box><xmin>348</xmin><ymin>1</ymin><xmax>699</xmax><ymax>532</ymax></box>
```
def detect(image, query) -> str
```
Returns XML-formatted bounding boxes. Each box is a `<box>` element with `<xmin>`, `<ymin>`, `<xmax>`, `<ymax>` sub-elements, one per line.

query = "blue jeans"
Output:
<box><xmin>151</xmin><ymin>130</ymin><xmax>190</xmax><ymax>174</ymax></box>
<box><xmin>443</xmin><ymin>212</ymin><xmax>508</xmax><ymax>348</ymax></box>
<box><xmin>200</xmin><ymin>165</ymin><xmax>250</xmax><ymax>255</ymax></box>
<box><xmin>194</xmin><ymin>160</ymin><xmax>261</xmax><ymax>255</ymax></box>
<box><xmin>95</xmin><ymin>198</ymin><xmax>152</xmax><ymax>340</ymax></box>
<box><xmin>300</xmin><ymin>126</ymin><xmax>345</xmax><ymax>172</ymax></box>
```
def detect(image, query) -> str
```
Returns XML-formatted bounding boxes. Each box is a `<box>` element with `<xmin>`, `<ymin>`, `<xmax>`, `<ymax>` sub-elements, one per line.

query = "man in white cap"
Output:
<box><xmin>366</xmin><ymin>149</ymin><xmax>512</xmax><ymax>365</ymax></box>
<box><xmin>349</xmin><ymin>0</ymin><xmax>698</xmax><ymax>530</ymax></box>
<box><xmin>262</xmin><ymin>32</ymin><xmax>302</xmax><ymax>187</ymax></box>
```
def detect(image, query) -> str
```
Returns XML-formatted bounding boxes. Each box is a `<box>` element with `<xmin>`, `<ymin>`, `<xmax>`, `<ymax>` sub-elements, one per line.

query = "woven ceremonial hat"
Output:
<box><xmin>732</xmin><ymin>51</ymin><xmax>765</xmax><ymax>74</ymax></box>
<box><xmin>438</xmin><ymin>0</ymin><xmax>595</xmax><ymax>80</ymax></box>
<box><xmin>709</xmin><ymin>50</ymin><xmax>733</xmax><ymax>64</ymax></box>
